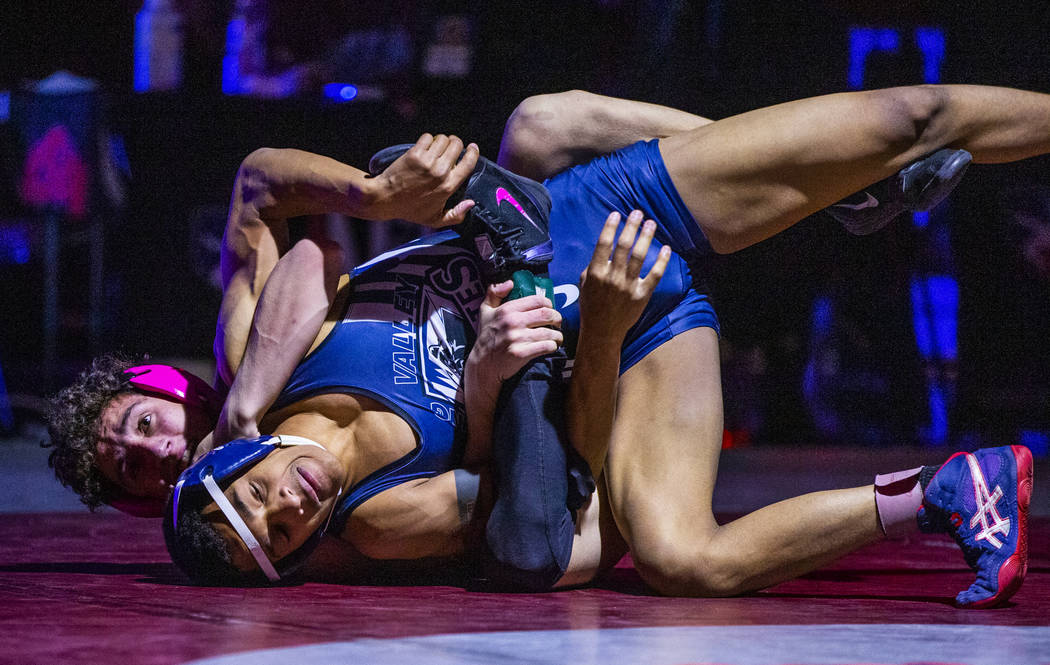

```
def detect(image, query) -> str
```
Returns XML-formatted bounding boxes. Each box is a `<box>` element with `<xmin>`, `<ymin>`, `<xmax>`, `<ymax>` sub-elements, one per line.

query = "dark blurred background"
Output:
<box><xmin>2</xmin><ymin>0</ymin><xmax>1049</xmax><ymax>454</ymax></box>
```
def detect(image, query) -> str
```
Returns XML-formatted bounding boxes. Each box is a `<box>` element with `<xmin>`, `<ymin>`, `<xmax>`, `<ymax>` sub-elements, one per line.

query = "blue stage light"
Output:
<box><xmin>1019</xmin><ymin>430</ymin><xmax>1049</xmax><ymax>457</ymax></box>
<box><xmin>0</xmin><ymin>226</ymin><xmax>31</xmax><ymax>265</ymax></box>
<box><xmin>847</xmin><ymin>27</ymin><xmax>900</xmax><ymax>90</ymax></box>
<box><xmin>323</xmin><ymin>83</ymin><xmax>359</xmax><ymax>102</ymax></box>
<box><xmin>915</xmin><ymin>27</ymin><xmax>946</xmax><ymax>85</ymax></box>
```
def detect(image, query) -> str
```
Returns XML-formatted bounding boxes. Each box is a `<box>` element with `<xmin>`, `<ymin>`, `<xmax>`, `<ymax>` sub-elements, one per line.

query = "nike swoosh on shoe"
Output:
<box><xmin>495</xmin><ymin>186</ymin><xmax>544</xmax><ymax>232</ymax></box>
<box><xmin>831</xmin><ymin>192</ymin><xmax>879</xmax><ymax>211</ymax></box>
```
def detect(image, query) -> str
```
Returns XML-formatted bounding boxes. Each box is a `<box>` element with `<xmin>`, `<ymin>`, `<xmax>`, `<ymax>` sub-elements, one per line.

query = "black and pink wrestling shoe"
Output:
<box><xmin>827</xmin><ymin>148</ymin><xmax>973</xmax><ymax>235</ymax></box>
<box><xmin>918</xmin><ymin>445</ymin><xmax>1033</xmax><ymax>608</ymax></box>
<box><xmin>369</xmin><ymin>144</ymin><xmax>554</xmax><ymax>283</ymax></box>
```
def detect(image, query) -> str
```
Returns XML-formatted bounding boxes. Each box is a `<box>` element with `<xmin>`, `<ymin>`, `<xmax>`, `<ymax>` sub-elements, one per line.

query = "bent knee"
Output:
<box><xmin>500</xmin><ymin>90</ymin><xmax>591</xmax><ymax>177</ymax></box>
<box><xmin>632</xmin><ymin>541</ymin><xmax>746</xmax><ymax>598</ymax></box>
<box><xmin>506</xmin><ymin>90</ymin><xmax>588</xmax><ymax>137</ymax></box>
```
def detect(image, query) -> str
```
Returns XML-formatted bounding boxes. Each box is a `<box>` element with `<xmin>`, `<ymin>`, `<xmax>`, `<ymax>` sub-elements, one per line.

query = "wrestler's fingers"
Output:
<box><xmin>626</xmin><ymin>219</ymin><xmax>656</xmax><ymax>280</ymax></box>
<box><xmin>442</xmin><ymin>198</ymin><xmax>476</xmax><ymax>226</ymax></box>
<box><xmin>433</xmin><ymin>135</ymin><xmax>464</xmax><ymax>176</ymax></box>
<box><xmin>427</xmin><ymin>134</ymin><xmax>451</xmax><ymax>160</ymax></box>
<box><xmin>611</xmin><ymin>210</ymin><xmax>643</xmax><ymax>268</ymax></box>
<box><xmin>483</xmin><ymin>281</ymin><xmax>514</xmax><ymax>311</ymax></box>
<box><xmin>449</xmin><ymin>142</ymin><xmax>480</xmax><ymax>184</ymax></box>
<box><xmin>590</xmin><ymin>211</ymin><xmax>621</xmax><ymax>267</ymax></box>
<box><xmin>641</xmin><ymin>244</ymin><xmax>673</xmax><ymax>290</ymax></box>
<box><xmin>513</xmin><ymin>339</ymin><xmax>561</xmax><ymax>361</ymax></box>
<box><xmin>498</xmin><ymin>293</ymin><xmax>553</xmax><ymax>313</ymax></box>
<box><xmin>519</xmin><ymin>305</ymin><xmax>562</xmax><ymax>329</ymax></box>
<box><xmin>518</xmin><ymin>323</ymin><xmax>563</xmax><ymax>344</ymax></box>
<box><xmin>411</xmin><ymin>133</ymin><xmax>434</xmax><ymax>154</ymax></box>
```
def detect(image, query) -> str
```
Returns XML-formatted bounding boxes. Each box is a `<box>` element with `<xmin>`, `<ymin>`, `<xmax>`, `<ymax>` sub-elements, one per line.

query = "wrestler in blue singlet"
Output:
<box><xmin>544</xmin><ymin>138</ymin><xmax>719</xmax><ymax>370</ymax></box>
<box><xmin>271</xmin><ymin>239</ymin><xmax>485</xmax><ymax>532</ymax></box>
<box><xmin>271</xmin><ymin>139</ymin><xmax>716</xmax><ymax>535</ymax></box>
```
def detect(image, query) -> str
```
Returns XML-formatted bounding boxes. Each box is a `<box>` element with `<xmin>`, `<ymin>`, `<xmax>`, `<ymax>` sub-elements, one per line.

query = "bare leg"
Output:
<box><xmin>660</xmin><ymin>85</ymin><xmax>1050</xmax><ymax>253</ymax></box>
<box><xmin>498</xmin><ymin>90</ymin><xmax>712</xmax><ymax>181</ymax></box>
<box><xmin>606</xmin><ymin>327</ymin><xmax>882</xmax><ymax>596</ymax></box>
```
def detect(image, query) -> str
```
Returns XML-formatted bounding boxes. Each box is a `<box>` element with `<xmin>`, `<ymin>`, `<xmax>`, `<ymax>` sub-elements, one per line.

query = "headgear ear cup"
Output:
<box><xmin>124</xmin><ymin>364</ymin><xmax>223</xmax><ymax>418</ymax></box>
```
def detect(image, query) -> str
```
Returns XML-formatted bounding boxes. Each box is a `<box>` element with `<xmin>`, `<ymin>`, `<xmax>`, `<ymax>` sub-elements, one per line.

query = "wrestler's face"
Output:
<box><xmin>208</xmin><ymin>444</ymin><xmax>345</xmax><ymax>572</ymax></box>
<box><xmin>96</xmin><ymin>393</ymin><xmax>213</xmax><ymax>499</ymax></box>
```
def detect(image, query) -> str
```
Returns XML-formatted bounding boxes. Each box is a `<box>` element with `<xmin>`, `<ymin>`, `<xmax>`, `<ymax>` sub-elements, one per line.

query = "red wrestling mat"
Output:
<box><xmin>1</xmin><ymin>512</ymin><xmax>1046</xmax><ymax>665</ymax></box>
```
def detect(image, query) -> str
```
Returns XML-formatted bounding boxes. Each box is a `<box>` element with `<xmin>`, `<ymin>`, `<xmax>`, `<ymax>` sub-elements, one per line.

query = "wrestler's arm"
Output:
<box><xmin>568</xmin><ymin>211</ymin><xmax>670</xmax><ymax>478</ymax></box>
<box><xmin>195</xmin><ymin>239</ymin><xmax>344</xmax><ymax>459</ymax></box>
<box><xmin>340</xmin><ymin>468</ymin><xmax>492</xmax><ymax>560</ymax></box>
<box><xmin>497</xmin><ymin>90</ymin><xmax>712</xmax><ymax>181</ymax></box>
<box><xmin>216</xmin><ymin>138</ymin><xmax>480</xmax><ymax>384</ymax></box>
<box><xmin>204</xmin><ymin>139</ymin><xmax>480</xmax><ymax>451</ymax></box>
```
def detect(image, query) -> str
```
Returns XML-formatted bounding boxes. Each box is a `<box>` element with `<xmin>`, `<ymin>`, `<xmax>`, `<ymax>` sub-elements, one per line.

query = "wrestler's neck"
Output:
<box><xmin>262</xmin><ymin>391</ymin><xmax>417</xmax><ymax>488</ymax></box>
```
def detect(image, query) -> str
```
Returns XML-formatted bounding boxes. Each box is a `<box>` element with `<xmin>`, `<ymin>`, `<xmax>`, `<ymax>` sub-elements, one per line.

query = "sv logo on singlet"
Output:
<box><xmin>387</xmin><ymin>249</ymin><xmax>483</xmax><ymax>419</ymax></box>
<box><xmin>423</xmin><ymin>303</ymin><xmax>470</xmax><ymax>404</ymax></box>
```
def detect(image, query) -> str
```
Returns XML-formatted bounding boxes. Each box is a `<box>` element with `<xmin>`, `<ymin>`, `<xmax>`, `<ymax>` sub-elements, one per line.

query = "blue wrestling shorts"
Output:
<box><xmin>544</xmin><ymin>139</ymin><xmax>720</xmax><ymax>372</ymax></box>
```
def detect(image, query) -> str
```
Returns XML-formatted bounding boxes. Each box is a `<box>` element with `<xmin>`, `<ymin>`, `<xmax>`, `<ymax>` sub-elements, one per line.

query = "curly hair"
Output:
<box><xmin>162</xmin><ymin>503</ymin><xmax>260</xmax><ymax>586</ymax></box>
<box><xmin>45</xmin><ymin>353</ymin><xmax>139</xmax><ymax>510</ymax></box>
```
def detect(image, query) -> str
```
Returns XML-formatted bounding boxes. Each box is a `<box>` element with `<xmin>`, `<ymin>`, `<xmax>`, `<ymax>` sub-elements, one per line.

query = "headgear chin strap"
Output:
<box><xmin>201</xmin><ymin>472</ymin><xmax>280</xmax><ymax>581</ymax></box>
<box><xmin>108</xmin><ymin>365</ymin><xmax>225</xmax><ymax>518</ymax></box>
<box><xmin>168</xmin><ymin>434</ymin><xmax>341</xmax><ymax>583</ymax></box>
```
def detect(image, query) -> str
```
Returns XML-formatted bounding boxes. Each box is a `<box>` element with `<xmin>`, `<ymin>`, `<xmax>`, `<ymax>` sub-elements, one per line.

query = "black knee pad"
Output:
<box><xmin>480</xmin><ymin>352</ymin><xmax>594</xmax><ymax>591</ymax></box>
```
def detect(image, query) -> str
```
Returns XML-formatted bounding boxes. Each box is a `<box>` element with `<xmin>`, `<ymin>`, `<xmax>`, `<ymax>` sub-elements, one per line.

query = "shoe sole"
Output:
<box><xmin>914</xmin><ymin>149</ymin><xmax>972</xmax><ymax>212</ymax></box>
<box><xmin>961</xmin><ymin>444</ymin><xmax>1032</xmax><ymax>609</ymax></box>
<box><xmin>368</xmin><ymin>143</ymin><xmax>414</xmax><ymax>176</ymax></box>
<box><xmin>833</xmin><ymin>149</ymin><xmax>973</xmax><ymax>236</ymax></box>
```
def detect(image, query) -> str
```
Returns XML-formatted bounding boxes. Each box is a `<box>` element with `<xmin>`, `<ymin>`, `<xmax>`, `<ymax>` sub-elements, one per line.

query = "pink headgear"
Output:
<box><xmin>124</xmin><ymin>364</ymin><xmax>223</xmax><ymax>417</ymax></box>
<box><xmin>107</xmin><ymin>364</ymin><xmax>224</xmax><ymax>518</ymax></box>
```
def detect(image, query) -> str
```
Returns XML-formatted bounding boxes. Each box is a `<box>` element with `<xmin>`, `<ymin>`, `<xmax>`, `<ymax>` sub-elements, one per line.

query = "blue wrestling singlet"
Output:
<box><xmin>271</xmin><ymin>139</ymin><xmax>719</xmax><ymax>530</ymax></box>
<box><xmin>271</xmin><ymin>238</ymin><xmax>487</xmax><ymax>530</ymax></box>
<box><xmin>544</xmin><ymin>138</ymin><xmax>720</xmax><ymax>371</ymax></box>
<box><xmin>485</xmin><ymin>138</ymin><xmax>722</xmax><ymax>589</ymax></box>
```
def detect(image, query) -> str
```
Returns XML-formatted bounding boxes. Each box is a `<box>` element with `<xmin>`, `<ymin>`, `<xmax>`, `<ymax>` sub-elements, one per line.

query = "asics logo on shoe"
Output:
<box><xmin>831</xmin><ymin>192</ymin><xmax>879</xmax><ymax>211</ymax></box>
<box><xmin>495</xmin><ymin>187</ymin><xmax>543</xmax><ymax>231</ymax></box>
<box><xmin>965</xmin><ymin>453</ymin><xmax>1011</xmax><ymax>548</ymax></box>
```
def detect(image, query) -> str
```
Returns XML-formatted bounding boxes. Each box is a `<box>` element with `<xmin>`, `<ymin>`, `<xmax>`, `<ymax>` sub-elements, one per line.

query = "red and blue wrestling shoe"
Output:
<box><xmin>918</xmin><ymin>445</ymin><xmax>1033</xmax><ymax>608</ymax></box>
<box><xmin>827</xmin><ymin>148</ymin><xmax>972</xmax><ymax>235</ymax></box>
<box><xmin>370</xmin><ymin>145</ymin><xmax>553</xmax><ymax>283</ymax></box>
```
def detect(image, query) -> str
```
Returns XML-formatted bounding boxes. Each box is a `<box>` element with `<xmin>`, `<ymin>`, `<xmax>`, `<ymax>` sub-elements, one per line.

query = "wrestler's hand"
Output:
<box><xmin>191</xmin><ymin>403</ymin><xmax>261</xmax><ymax>463</ymax></box>
<box><xmin>465</xmin><ymin>281</ymin><xmax>563</xmax><ymax>400</ymax></box>
<box><xmin>370</xmin><ymin>134</ymin><xmax>480</xmax><ymax>228</ymax></box>
<box><xmin>579</xmin><ymin>210</ymin><xmax>671</xmax><ymax>343</ymax></box>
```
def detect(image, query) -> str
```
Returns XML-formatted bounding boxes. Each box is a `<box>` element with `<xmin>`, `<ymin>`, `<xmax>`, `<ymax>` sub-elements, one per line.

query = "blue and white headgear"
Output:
<box><xmin>163</xmin><ymin>434</ymin><xmax>340</xmax><ymax>584</ymax></box>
